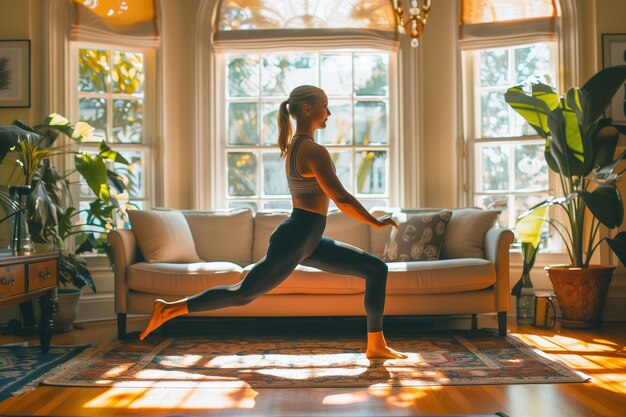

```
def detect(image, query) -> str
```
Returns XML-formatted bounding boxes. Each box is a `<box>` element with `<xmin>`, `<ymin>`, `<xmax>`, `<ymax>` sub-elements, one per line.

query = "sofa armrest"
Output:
<box><xmin>484</xmin><ymin>228</ymin><xmax>514</xmax><ymax>312</ymax></box>
<box><xmin>108</xmin><ymin>229</ymin><xmax>141</xmax><ymax>313</ymax></box>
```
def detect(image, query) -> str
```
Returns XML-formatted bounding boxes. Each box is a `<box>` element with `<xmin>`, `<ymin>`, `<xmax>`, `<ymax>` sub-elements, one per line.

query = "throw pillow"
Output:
<box><xmin>128</xmin><ymin>210</ymin><xmax>201</xmax><ymax>263</ymax></box>
<box><xmin>382</xmin><ymin>210</ymin><xmax>452</xmax><ymax>262</ymax></box>
<box><xmin>440</xmin><ymin>208</ymin><xmax>500</xmax><ymax>259</ymax></box>
<box><xmin>183</xmin><ymin>209</ymin><xmax>253</xmax><ymax>266</ymax></box>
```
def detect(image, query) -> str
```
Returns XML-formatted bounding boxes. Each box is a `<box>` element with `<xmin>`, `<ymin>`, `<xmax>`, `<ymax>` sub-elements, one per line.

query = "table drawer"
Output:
<box><xmin>0</xmin><ymin>264</ymin><xmax>25</xmax><ymax>299</ymax></box>
<box><xmin>28</xmin><ymin>260</ymin><xmax>57</xmax><ymax>291</ymax></box>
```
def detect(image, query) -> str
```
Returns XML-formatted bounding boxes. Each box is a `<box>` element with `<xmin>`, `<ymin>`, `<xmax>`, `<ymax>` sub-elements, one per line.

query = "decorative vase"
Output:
<box><xmin>545</xmin><ymin>265</ymin><xmax>615</xmax><ymax>329</ymax></box>
<box><xmin>8</xmin><ymin>185</ymin><xmax>35</xmax><ymax>254</ymax></box>
<box><xmin>516</xmin><ymin>271</ymin><xmax>535</xmax><ymax>325</ymax></box>
<box><xmin>53</xmin><ymin>288</ymin><xmax>81</xmax><ymax>332</ymax></box>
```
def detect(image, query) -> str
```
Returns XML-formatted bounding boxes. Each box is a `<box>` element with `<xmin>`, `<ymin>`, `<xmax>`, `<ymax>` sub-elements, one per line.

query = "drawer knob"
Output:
<box><xmin>39</xmin><ymin>269</ymin><xmax>51</xmax><ymax>279</ymax></box>
<box><xmin>0</xmin><ymin>276</ymin><xmax>16</xmax><ymax>286</ymax></box>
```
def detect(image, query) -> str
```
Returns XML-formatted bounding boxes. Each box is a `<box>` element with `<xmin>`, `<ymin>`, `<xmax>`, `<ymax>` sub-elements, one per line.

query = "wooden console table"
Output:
<box><xmin>0</xmin><ymin>252</ymin><xmax>58</xmax><ymax>352</ymax></box>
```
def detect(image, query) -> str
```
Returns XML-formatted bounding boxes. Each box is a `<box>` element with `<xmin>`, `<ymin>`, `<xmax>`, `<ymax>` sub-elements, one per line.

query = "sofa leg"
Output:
<box><xmin>497</xmin><ymin>312</ymin><xmax>507</xmax><ymax>336</ymax></box>
<box><xmin>117</xmin><ymin>313</ymin><xmax>127</xmax><ymax>339</ymax></box>
<box><xmin>471</xmin><ymin>314</ymin><xmax>478</xmax><ymax>331</ymax></box>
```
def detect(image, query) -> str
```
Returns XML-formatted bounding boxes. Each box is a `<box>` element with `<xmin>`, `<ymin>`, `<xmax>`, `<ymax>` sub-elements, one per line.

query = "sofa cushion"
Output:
<box><xmin>127</xmin><ymin>262</ymin><xmax>243</xmax><ymax>295</ymax></box>
<box><xmin>386</xmin><ymin>258</ymin><xmax>496</xmax><ymax>295</ymax></box>
<box><xmin>183</xmin><ymin>209</ymin><xmax>253</xmax><ymax>266</ymax></box>
<box><xmin>242</xmin><ymin>264</ymin><xmax>365</xmax><ymax>295</ymax></box>
<box><xmin>383</xmin><ymin>210</ymin><xmax>452</xmax><ymax>262</ymax></box>
<box><xmin>252</xmin><ymin>210</ymin><xmax>290</xmax><ymax>261</ymax></box>
<box><xmin>128</xmin><ymin>210</ymin><xmax>201</xmax><ymax>263</ymax></box>
<box><xmin>439</xmin><ymin>208</ymin><xmax>500</xmax><ymax>259</ymax></box>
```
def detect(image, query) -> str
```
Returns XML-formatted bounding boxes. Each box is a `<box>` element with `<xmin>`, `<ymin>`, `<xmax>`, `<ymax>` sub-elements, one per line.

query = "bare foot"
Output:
<box><xmin>366</xmin><ymin>331</ymin><xmax>408</xmax><ymax>359</ymax></box>
<box><xmin>366</xmin><ymin>345</ymin><xmax>408</xmax><ymax>359</ymax></box>
<box><xmin>139</xmin><ymin>299</ymin><xmax>187</xmax><ymax>340</ymax></box>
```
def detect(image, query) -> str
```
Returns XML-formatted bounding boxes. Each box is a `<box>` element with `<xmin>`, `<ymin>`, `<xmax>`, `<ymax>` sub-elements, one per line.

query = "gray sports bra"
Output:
<box><xmin>287</xmin><ymin>135</ymin><xmax>325</xmax><ymax>197</ymax></box>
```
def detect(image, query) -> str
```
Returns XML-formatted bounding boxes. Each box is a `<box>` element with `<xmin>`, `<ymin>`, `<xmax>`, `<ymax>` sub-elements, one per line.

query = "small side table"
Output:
<box><xmin>0</xmin><ymin>252</ymin><xmax>58</xmax><ymax>352</ymax></box>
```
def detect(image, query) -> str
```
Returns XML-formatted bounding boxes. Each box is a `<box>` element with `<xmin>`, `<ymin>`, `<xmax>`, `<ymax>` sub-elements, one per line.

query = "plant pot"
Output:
<box><xmin>545</xmin><ymin>265</ymin><xmax>614</xmax><ymax>329</ymax></box>
<box><xmin>53</xmin><ymin>288</ymin><xmax>81</xmax><ymax>332</ymax></box>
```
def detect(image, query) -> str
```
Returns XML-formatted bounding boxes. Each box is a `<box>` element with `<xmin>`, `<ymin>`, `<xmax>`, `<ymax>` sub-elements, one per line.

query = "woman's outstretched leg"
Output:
<box><xmin>301</xmin><ymin>238</ymin><xmax>406</xmax><ymax>359</ymax></box>
<box><xmin>139</xmin><ymin>209</ymin><xmax>325</xmax><ymax>340</ymax></box>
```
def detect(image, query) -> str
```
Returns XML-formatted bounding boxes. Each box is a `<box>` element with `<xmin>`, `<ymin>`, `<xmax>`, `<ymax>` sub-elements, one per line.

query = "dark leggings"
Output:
<box><xmin>186</xmin><ymin>208</ymin><xmax>389</xmax><ymax>332</ymax></box>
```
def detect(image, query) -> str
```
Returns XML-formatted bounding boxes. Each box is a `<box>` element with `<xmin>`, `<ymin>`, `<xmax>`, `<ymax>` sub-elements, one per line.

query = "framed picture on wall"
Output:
<box><xmin>602</xmin><ymin>34</ymin><xmax>626</xmax><ymax>126</ymax></box>
<box><xmin>0</xmin><ymin>39</ymin><xmax>31</xmax><ymax>108</ymax></box>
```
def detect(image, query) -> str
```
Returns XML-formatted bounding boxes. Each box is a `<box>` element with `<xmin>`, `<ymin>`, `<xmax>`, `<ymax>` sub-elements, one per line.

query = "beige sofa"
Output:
<box><xmin>109</xmin><ymin>208</ymin><xmax>514</xmax><ymax>339</ymax></box>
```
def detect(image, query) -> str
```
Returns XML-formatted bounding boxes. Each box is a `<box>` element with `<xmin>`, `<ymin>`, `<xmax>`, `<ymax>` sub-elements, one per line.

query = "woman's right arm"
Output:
<box><xmin>304</xmin><ymin>144</ymin><xmax>396</xmax><ymax>229</ymax></box>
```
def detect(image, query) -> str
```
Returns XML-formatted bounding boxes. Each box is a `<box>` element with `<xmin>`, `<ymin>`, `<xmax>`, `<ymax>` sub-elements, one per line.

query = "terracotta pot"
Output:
<box><xmin>545</xmin><ymin>265</ymin><xmax>614</xmax><ymax>329</ymax></box>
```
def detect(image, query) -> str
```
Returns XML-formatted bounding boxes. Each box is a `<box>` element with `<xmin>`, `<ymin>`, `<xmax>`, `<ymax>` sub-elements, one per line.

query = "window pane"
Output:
<box><xmin>78</xmin><ymin>48</ymin><xmax>109</xmax><ymax>93</ymax></box>
<box><xmin>515</xmin><ymin>144</ymin><xmax>548</xmax><ymax>191</ymax></box>
<box><xmin>228</xmin><ymin>102</ymin><xmax>258</xmax><ymax>145</ymax></box>
<box><xmin>354</xmin><ymin>54</ymin><xmax>388</xmax><ymax>96</ymax></box>
<box><xmin>228</xmin><ymin>201</ymin><xmax>257</xmax><ymax>211</ymax></box>
<box><xmin>228</xmin><ymin>55</ymin><xmax>260</xmax><ymax>98</ymax></box>
<box><xmin>515</xmin><ymin>43</ymin><xmax>551</xmax><ymax>84</ymax></box>
<box><xmin>261</xmin><ymin>102</ymin><xmax>279</xmax><ymax>146</ymax></box>
<box><xmin>478</xmin><ymin>144</ymin><xmax>509</xmax><ymax>191</ymax></box>
<box><xmin>79</xmin><ymin>97</ymin><xmax>108</xmax><ymax>140</ymax></box>
<box><xmin>116</xmin><ymin>150</ymin><xmax>144</xmax><ymax>198</ymax></box>
<box><xmin>228</xmin><ymin>152</ymin><xmax>257</xmax><ymax>196</ymax></box>
<box><xmin>263</xmin><ymin>201</ymin><xmax>292</xmax><ymax>210</ymax></box>
<box><xmin>262</xmin><ymin>152</ymin><xmax>288</xmax><ymax>196</ymax></box>
<box><xmin>321</xmin><ymin>54</ymin><xmax>352</xmax><ymax>96</ymax></box>
<box><xmin>330</xmin><ymin>150</ymin><xmax>352</xmax><ymax>192</ymax></box>
<box><xmin>480</xmin><ymin>49</ymin><xmax>509</xmax><ymax>87</ymax></box>
<box><xmin>113</xmin><ymin>99</ymin><xmax>143</xmax><ymax>143</ymax></box>
<box><xmin>111</xmin><ymin>51</ymin><xmax>144</xmax><ymax>94</ymax></box>
<box><xmin>262</xmin><ymin>54</ymin><xmax>318</xmax><ymax>97</ymax></box>
<box><xmin>355</xmin><ymin>101</ymin><xmax>387</xmax><ymax>145</ymax></box>
<box><xmin>356</xmin><ymin>150</ymin><xmax>386</xmax><ymax>194</ymax></box>
<box><xmin>480</xmin><ymin>91</ymin><xmax>510</xmax><ymax>138</ymax></box>
<box><xmin>320</xmin><ymin>100</ymin><xmax>352</xmax><ymax>145</ymax></box>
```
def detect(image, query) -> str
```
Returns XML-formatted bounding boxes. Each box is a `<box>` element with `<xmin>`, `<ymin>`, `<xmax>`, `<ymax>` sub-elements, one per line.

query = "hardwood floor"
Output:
<box><xmin>0</xmin><ymin>315</ymin><xmax>624</xmax><ymax>417</ymax></box>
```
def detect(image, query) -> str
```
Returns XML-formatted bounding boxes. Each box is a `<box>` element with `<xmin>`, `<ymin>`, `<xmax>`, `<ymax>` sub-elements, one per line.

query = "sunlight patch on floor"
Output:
<box><xmin>83</xmin><ymin>387</ymin><xmax>259</xmax><ymax>409</ymax></box>
<box><xmin>322</xmin><ymin>390</ymin><xmax>370</xmax><ymax>405</ymax></box>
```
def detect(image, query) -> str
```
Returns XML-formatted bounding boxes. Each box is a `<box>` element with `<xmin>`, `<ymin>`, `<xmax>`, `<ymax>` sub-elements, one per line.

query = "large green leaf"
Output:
<box><xmin>606</xmin><ymin>231</ymin><xmax>626</xmax><ymax>267</ymax></box>
<box><xmin>547</xmin><ymin>104</ymin><xmax>589</xmax><ymax>176</ymax></box>
<box><xmin>504</xmin><ymin>85</ymin><xmax>553</xmax><ymax>138</ymax></box>
<box><xmin>515</xmin><ymin>204</ymin><xmax>549</xmax><ymax>249</ymax></box>
<box><xmin>75</xmin><ymin>152</ymin><xmax>110</xmax><ymax>201</ymax></box>
<box><xmin>581</xmin><ymin>65</ymin><xmax>626</xmax><ymax>123</ymax></box>
<box><xmin>99</xmin><ymin>141</ymin><xmax>130</xmax><ymax>165</ymax></box>
<box><xmin>579</xmin><ymin>185</ymin><xmax>623</xmax><ymax>228</ymax></box>
<box><xmin>591</xmin><ymin>121</ymin><xmax>619</xmax><ymax>169</ymax></box>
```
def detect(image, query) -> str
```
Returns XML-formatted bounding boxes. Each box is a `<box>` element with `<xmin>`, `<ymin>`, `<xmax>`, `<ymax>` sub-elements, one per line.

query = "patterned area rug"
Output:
<box><xmin>0</xmin><ymin>344</ymin><xmax>88</xmax><ymax>401</ymax></box>
<box><xmin>41</xmin><ymin>333</ymin><xmax>588</xmax><ymax>388</ymax></box>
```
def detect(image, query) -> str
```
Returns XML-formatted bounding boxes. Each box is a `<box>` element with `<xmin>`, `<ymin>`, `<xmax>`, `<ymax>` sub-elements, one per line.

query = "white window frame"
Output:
<box><xmin>214</xmin><ymin>49</ymin><xmax>400</xmax><ymax>211</ymax></box>
<box><xmin>69</xmin><ymin>43</ymin><xmax>156</xmax><ymax>215</ymax></box>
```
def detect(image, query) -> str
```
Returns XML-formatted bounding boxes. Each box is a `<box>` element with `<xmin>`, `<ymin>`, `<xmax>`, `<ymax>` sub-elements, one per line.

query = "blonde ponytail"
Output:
<box><xmin>277</xmin><ymin>100</ymin><xmax>292</xmax><ymax>158</ymax></box>
<box><xmin>277</xmin><ymin>85</ymin><xmax>324</xmax><ymax>158</ymax></box>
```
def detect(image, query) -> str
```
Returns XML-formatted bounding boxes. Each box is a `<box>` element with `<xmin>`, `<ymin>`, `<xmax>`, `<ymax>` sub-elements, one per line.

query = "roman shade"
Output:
<box><xmin>460</xmin><ymin>0</ymin><xmax>559</xmax><ymax>49</ymax></box>
<box><xmin>213</xmin><ymin>0</ymin><xmax>399</xmax><ymax>53</ymax></box>
<box><xmin>71</xmin><ymin>0</ymin><xmax>159</xmax><ymax>47</ymax></box>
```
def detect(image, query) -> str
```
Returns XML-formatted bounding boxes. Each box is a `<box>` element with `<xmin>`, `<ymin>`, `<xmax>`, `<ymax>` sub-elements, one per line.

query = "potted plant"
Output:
<box><xmin>0</xmin><ymin>114</ymin><xmax>133</xmax><ymax>331</ymax></box>
<box><xmin>504</xmin><ymin>65</ymin><xmax>626</xmax><ymax>328</ymax></box>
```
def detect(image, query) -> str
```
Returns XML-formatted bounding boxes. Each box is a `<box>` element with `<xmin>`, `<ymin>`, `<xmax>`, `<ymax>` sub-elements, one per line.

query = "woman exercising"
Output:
<box><xmin>140</xmin><ymin>85</ymin><xmax>406</xmax><ymax>359</ymax></box>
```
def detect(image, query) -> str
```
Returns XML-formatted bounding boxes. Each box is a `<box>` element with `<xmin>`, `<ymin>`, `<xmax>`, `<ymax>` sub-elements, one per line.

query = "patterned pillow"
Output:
<box><xmin>382</xmin><ymin>210</ymin><xmax>453</xmax><ymax>262</ymax></box>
